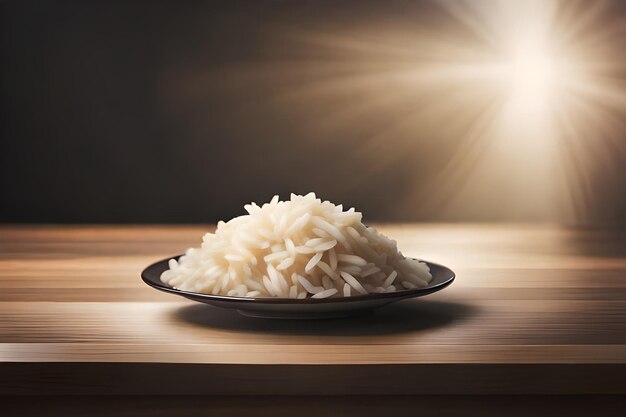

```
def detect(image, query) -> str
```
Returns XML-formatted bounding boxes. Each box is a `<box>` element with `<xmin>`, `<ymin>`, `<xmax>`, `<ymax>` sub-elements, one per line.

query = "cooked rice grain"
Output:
<box><xmin>160</xmin><ymin>193</ymin><xmax>432</xmax><ymax>298</ymax></box>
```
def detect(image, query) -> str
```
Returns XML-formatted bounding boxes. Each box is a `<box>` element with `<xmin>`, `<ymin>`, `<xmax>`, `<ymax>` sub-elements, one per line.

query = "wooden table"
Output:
<box><xmin>1</xmin><ymin>224</ymin><xmax>625</xmax><ymax>415</ymax></box>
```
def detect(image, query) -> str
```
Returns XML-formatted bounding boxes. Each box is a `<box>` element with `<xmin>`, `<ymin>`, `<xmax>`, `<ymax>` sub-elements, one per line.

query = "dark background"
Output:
<box><xmin>2</xmin><ymin>0</ymin><xmax>625</xmax><ymax>224</ymax></box>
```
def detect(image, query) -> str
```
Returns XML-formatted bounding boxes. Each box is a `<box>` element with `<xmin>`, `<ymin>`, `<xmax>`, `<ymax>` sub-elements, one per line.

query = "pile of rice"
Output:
<box><xmin>161</xmin><ymin>193</ymin><xmax>432</xmax><ymax>299</ymax></box>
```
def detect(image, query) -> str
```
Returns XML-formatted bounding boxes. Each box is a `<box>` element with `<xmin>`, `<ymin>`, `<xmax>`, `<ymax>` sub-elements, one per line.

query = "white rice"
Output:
<box><xmin>160</xmin><ymin>193</ymin><xmax>432</xmax><ymax>298</ymax></box>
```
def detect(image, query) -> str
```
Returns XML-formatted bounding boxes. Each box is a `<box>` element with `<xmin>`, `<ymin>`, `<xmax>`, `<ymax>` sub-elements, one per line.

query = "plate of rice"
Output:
<box><xmin>142</xmin><ymin>193</ymin><xmax>455</xmax><ymax>319</ymax></box>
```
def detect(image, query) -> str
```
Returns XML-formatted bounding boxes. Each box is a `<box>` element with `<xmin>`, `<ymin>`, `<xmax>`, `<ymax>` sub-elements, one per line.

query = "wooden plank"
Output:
<box><xmin>0</xmin><ymin>299</ymin><xmax>624</xmax><ymax>347</ymax></box>
<box><xmin>3</xmin><ymin>395</ymin><xmax>626</xmax><ymax>417</ymax></box>
<box><xmin>1</xmin><ymin>363</ymin><xmax>624</xmax><ymax>395</ymax></box>
<box><xmin>0</xmin><ymin>225</ymin><xmax>624</xmax><ymax>395</ymax></box>
<box><xmin>2</xmin><ymin>343</ymin><xmax>626</xmax><ymax>364</ymax></box>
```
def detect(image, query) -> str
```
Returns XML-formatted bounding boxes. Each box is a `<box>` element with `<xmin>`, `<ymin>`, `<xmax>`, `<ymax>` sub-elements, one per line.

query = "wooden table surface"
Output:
<box><xmin>1</xmin><ymin>224</ymin><xmax>625</xmax><ymax>400</ymax></box>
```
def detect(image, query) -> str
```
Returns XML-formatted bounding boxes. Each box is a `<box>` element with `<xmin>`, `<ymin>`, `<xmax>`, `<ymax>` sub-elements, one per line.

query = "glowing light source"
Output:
<box><xmin>505</xmin><ymin>37</ymin><xmax>558</xmax><ymax>113</ymax></box>
<box><xmin>181</xmin><ymin>0</ymin><xmax>625</xmax><ymax>223</ymax></box>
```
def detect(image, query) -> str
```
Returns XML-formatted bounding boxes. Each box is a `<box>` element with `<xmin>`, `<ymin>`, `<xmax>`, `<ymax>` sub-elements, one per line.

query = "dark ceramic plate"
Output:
<box><xmin>142</xmin><ymin>255</ymin><xmax>455</xmax><ymax>319</ymax></box>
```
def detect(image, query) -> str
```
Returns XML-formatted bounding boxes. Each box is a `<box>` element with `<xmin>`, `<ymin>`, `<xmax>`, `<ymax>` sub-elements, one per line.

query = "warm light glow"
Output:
<box><xmin>184</xmin><ymin>0</ymin><xmax>625</xmax><ymax>223</ymax></box>
<box><xmin>505</xmin><ymin>37</ymin><xmax>558</xmax><ymax>113</ymax></box>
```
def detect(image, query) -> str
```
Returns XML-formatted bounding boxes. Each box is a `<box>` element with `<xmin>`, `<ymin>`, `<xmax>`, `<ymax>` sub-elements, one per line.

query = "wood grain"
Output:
<box><xmin>0</xmin><ymin>224</ymin><xmax>624</xmax><ymax>396</ymax></box>
<box><xmin>5</xmin><ymin>395</ymin><xmax>626</xmax><ymax>417</ymax></box>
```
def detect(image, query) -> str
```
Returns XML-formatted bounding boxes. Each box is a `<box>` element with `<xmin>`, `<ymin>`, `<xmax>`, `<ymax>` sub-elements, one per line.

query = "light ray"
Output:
<box><xmin>168</xmin><ymin>0</ymin><xmax>625</xmax><ymax>222</ymax></box>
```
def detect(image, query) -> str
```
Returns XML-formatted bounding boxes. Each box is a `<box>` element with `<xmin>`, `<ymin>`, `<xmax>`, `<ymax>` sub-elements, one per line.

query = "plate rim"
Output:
<box><xmin>141</xmin><ymin>255</ymin><xmax>455</xmax><ymax>305</ymax></box>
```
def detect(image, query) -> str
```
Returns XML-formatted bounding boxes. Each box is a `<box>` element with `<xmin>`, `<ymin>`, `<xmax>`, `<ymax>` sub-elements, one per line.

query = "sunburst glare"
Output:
<box><xmin>173</xmin><ymin>0</ymin><xmax>625</xmax><ymax>223</ymax></box>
